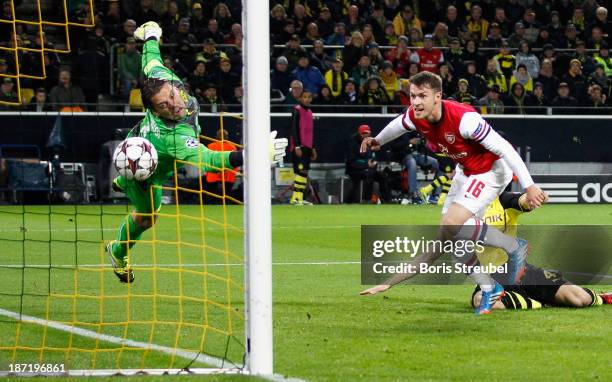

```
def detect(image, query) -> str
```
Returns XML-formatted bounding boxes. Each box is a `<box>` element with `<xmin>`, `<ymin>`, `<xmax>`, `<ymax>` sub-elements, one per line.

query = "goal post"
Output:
<box><xmin>243</xmin><ymin>0</ymin><xmax>274</xmax><ymax>375</ymax></box>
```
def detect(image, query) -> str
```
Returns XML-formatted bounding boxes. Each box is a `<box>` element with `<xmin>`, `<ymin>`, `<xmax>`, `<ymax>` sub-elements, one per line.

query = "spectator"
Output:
<box><xmin>594</xmin><ymin>44</ymin><xmax>612</xmax><ymax>77</ymax></box>
<box><xmin>413</xmin><ymin>34</ymin><xmax>444</xmax><ymax>74</ymax></box>
<box><xmin>582</xmin><ymin>0</ymin><xmax>600</xmax><ymax>22</ymax></box>
<box><xmin>190</xmin><ymin>3</ymin><xmax>208</xmax><ymax>38</ymax></box>
<box><xmin>466</xmin><ymin>4</ymin><xmax>489</xmax><ymax>42</ymax></box>
<box><xmin>102</xmin><ymin>1</ymin><xmax>122</xmax><ymax>42</ymax></box>
<box><xmin>547</xmin><ymin>11</ymin><xmax>564</xmax><ymax>45</ymax></box>
<box><xmin>212</xmin><ymin>58</ymin><xmax>240</xmax><ymax>102</ymax></box>
<box><xmin>588</xmin><ymin>64</ymin><xmax>611</xmax><ymax>95</ymax></box>
<box><xmin>587</xmin><ymin>26</ymin><xmax>606</xmax><ymax>50</ymax></box>
<box><xmin>49</xmin><ymin>69</ymin><xmax>86</xmax><ymax>111</ymax></box>
<box><xmin>572</xmin><ymin>40</ymin><xmax>596</xmax><ymax>75</ymax></box>
<box><xmin>118</xmin><ymin>37</ymin><xmax>141</xmax><ymax>101</ymax></box>
<box><xmin>313</xmin><ymin>84</ymin><xmax>335</xmax><ymax>112</ymax></box>
<box><xmin>284</xmin><ymin>79</ymin><xmax>303</xmax><ymax>106</ymax></box>
<box><xmin>367</xmin><ymin>43</ymin><xmax>384</xmax><ymax>71</ymax></box>
<box><xmin>445</xmin><ymin>37</ymin><xmax>464</xmax><ymax>76</ymax></box>
<box><xmin>463</xmin><ymin>61</ymin><xmax>488</xmax><ymax>98</ymax></box>
<box><xmin>571</xmin><ymin>8</ymin><xmax>586</xmax><ymax>37</ymax></box>
<box><xmin>292</xmin><ymin>4</ymin><xmax>310</xmax><ymax>37</ymax></box>
<box><xmin>324</xmin><ymin>57</ymin><xmax>348</xmax><ymax>98</ymax></box>
<box><xmin>351</xmin><ymin>55</ymin><xmax>376</xmax><ymax>90</ymax></box>
<box><xmin>450</xmin><ymin>78</ymin><xmax>477</xmax><ymax>106</ymax></box>
<box><xmin>339</xmin><ymin>78</ymin><xmax>359</xmax><ymax>111</ymax></box>
<box><xmin>120</xmin><ymin>19</ymin><xmax>137</xmax><ymax>43</ymax></box>
<box><xmin>509</xmin><ymin>63</ymin><xmax>534</xmax><ymax>94</ymax></box>
<box><xmin>325</xmin><ymin>22</ymin><xmax>347</xmax><ymax>47</ymax></box>
<box><xmin>538</xmin><ymin>58</ymin><xmax>560</xmax><ymax>100</ymax></box>
<box><xmin>560</xmin><ymin>23</ymin><xmax>579</xmax><ymax>49</ymax></box>
<box><xmin>393</xmin><ymin>78</ymin><xmax>410</xmax><ymax>111</ymax></box>
<box><xmin>439</xmin><ymin>62</ymin><xmax>457</xmax><ymax>97</ymax></box>
<box><xmin>226</xmin><ymin>85</ymin><xmax>243</xmax><ymax>110</ymax></box>
<box><xmin>525</xmin><ymin>82</ymin><xmax>549</xmax><ymax>114</ymax></box>
<box><xmin>200</xmin><ymin>85</ymin><xmax>223</xmax><ymax>112</ymax></box>
<box><xmin>582</xmin><ymin>84</ymin><xmax>608</xmax><ymax>114</ymax></box>
<box><xmin>407</xmin><ymin>62</ymin><xmax>420</xmax><ymax>78</ymax></box>
<box><xmin>0</xmin><ymin>77</ymin><xmax>18</xmax><ymax>108</ymax></box>
<box><xmin>408</xmin><ymin>27</ymin><xmax>424</xmax><ymax>47</ymax></box>
<box><xmin>345</xmin><ymin>124</ymin><xmax>390</xmax><ymax>204</ymax></box>
<box><xmin>309</xmin><ymin>40</ymin><xmax>332</xmax><ymax>73</ymax></box>
<box><xmin>551</xmin><ymin>82</ymin><xmax>579</xmax><ymax>114</ymax></box>
<box><xmin>162</xmin><ymin>54</ymin><xmax>188</xmax><ymax>79</ymax></box>
<box><xmin>504</xmin><ymin>82</ymin><xmax>527</xmax><ymax>114</ymax></box>
<box><xmin>505</xmin><ymin>0</ymin><xmax>526</xmax><ymax>24</ymax></box>
<box><xmin>532</xmin><ymin>0</ymin><xmax>552</xmax><ymax>26</ymax></box>
<box><xmin>133</xmin><ymin>0</ymin><xmax>159</xmax><ymax>25</ymax></box>
<box><xmin>482</xmin><ymin>22</ymin><xmax>504</xmax><ymax>49</ymax></box>
<box><xmin>361</xmin><ymin>76</ymin><xmax>390</xmax><ymax>108</ymax></box>
<box><xmin>170</xmin><ymin>18</ymin><xmax>198</xmax><ymax>71</ymax></box>
<box><xmin>483</xmin><ymin>58</ymin><xmax>508</xmax><ymax>94</ymax></box>
<box><xmin>587</xmin><ymin>7</ymin><xmax>610</xmax><ymax>40</ymax></box>
<box><xmin>393</xmin><ymin>5</ymin><xmax>422</xmax><ymax>37</ymax></box>
<box><xmin>521</xmin><ymin>8</ymin><xmax>543</xmax><ymax>43</ymax></box>
<box><xmin>270</xmin><ymin>4</ymin><xmax>287</xmax><ymax>37</ymax></box>
<box><xmin>188</xmin><ymin>59</ymin><xmax>212</xmax><ymax>100</ymax></box>
<box><xmin>478</xmin><ymin>85</ymin><xmax>505</xmax><ymax>114</ymax></box>
<box><xmin>382</xmin><ymin>0</ymin><xmax>401</xmax><ymax>21</ymax></box>
<box><xmin>200</xmin><ymin>19</ymin><xmax>225</xmax><ymax>44</ymax></box>
<box><xmin>385</xmin><ymin>35</ymin><xmax>411</xmax><ymax>78</ymax></box>
<box><xmin>281</xmin><ymin>34</ymin><xmax>306</xmax><ymax>69</ymax></box>
<box><xmin>379</xmin><ymin>61</ymin><xmax>398</xmax><ymax>100</ymax></box>
<box><xmin>365</xmin><ymin>5</ymin><xmax>387</xmax><ymax>43</ymax></box>
<box><xmin>462</xmin><ymin>39</ymin><xmax>487</xmax><ymax>74</ymax></box>
<box><xmin>213</xmin><ymin>3</ymin><xmax>234</xmax><ymax>35</ymax></box>
<box><xmin>362</xmin><ymin>24</ymin><xmax>376</xmax><ymax>46</ymax></box>
<box><xmin>534</xmin><ymin>27</ymin><xmax>554</xmax><ymax>48</ymax></box>
<box><xmin>271</xmin><ymin>56</ymin><xmax>292</xmax><ymax>97</ymax></box>
<box><xmin>493</xmin><ymin>40</ymin><xmax>516</xmax><ymax>83</ymax></box>
<box><xmin>492</xmin><ymin>6</ymin><xmax>513</xmax><ymax>37</ymax></box>
<box><xmin>432</xmin><ymin>22</ymin><xmax>450</xmax><ymax>47</ymax></box>
<box><xmin>160</xmin><ymin>1</ymin><xmax>180</xmax><ymax>36</ymax></box>
<box><xmin>316</xmin><ymin>6</ymin><xmax>335</xmax><ymax>39</ymax></box>
<box><xmin>561</xmin><ymin>59</ymin><xmax>588</xmax><ymax>99</ymax></box>
<box><xmin>515</xmin><ymin>41</ymin><xmax>540</xmax><ymax>79</ymax></box>
<box><xmin>195</xmin><ymin>38</ymin><xmax>228</xmax><ymax>74</ymax></box>
<box><xmin>27</xmin><ymin>87</ymin><xmax>52</xmax><ymax>112</ymax></box>
<box><xmin>343</xmin><ymin>5</ymin><xmax>364</xmax><ymax>34</ymax></box>
<box><xmin>507</xmin><ymin>22</ymin><xmax>526</xmax><ymax>47</ymax></box>
<box><xmin>291</xmin><ymin>53</ymin><xmax>325</xmax><ymax>96</ymax></box>
<box><xmin>343</xmin><ymin>31</ymin><xmax>367</xmax><ymax>73</ymax></box>
<box><xmin>302</xmin><ymin>22</ymin><xmax>320</xmax><ymax>45</ymax></box>
<box><xmin>444</xmin><ymin>5</ymin><xmax>465</xmax><ymax>38</ymax></box>
<box><xmin>224</xmin><ymin>23</ymin><xmax>242</xmax><ymax>45</ymax></box>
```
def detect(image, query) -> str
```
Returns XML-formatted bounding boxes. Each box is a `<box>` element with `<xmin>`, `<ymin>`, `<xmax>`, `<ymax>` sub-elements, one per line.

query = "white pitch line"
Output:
<box><xmin>0</xmin><ymin>261</ymin><xmax>361</xmax><ymax>269</ymax></box>
<box><xmin>0</xmin><ymin>307</ymin><xmax>306</xmax><ymax>382</ymax></box>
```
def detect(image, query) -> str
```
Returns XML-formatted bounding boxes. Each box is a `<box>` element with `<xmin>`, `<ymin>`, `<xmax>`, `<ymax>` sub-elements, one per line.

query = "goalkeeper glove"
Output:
<box><xmin>133</xmin><ymin>21</ymin><xmax>162</xmax><ymax>41</ymax></box>
<box><xmin>270</xmin><ymin>130</ymin><xmax>288</xmax><ymax>165</ymax></box>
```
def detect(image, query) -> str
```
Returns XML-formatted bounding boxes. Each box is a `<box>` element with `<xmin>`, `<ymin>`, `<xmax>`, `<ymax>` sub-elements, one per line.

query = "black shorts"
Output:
<box><xmin>292</xmin><ymin>147</ymin><xmax>312</xmax><ymax>174</ymax></box>
<box><xmin>472</xmin><ymin>264</ymin><xmax>568</xmax><ymax>306</ymax></box>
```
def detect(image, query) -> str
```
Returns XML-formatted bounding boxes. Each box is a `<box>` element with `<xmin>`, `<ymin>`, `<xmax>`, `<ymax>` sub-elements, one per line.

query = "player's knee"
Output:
<box><xmin>133</xmin><ymin>214</ymin><xmax>156</xmax><ymax>230</ymax></box>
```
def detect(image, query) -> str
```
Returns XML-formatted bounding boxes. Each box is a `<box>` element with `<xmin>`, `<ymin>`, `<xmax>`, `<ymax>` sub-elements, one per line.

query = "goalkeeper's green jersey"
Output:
<box><xmin>126</xmin><ymin>39</ymin><xmax>231</xmax><ymax>185</ymax></box>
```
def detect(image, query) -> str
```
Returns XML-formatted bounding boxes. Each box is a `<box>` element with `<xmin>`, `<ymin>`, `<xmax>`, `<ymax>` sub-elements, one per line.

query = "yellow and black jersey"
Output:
<box><xmin>478</xmin><ymin>192</ymin><xmax>528</xmax><ymax>267</ymax></box>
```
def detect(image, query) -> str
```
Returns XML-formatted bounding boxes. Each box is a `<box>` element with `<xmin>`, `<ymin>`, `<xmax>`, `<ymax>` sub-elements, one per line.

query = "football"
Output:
<box><xmin>113</xmin><ymin>137</ymin><xmax>158</xmax><ymax>181</ymax></box>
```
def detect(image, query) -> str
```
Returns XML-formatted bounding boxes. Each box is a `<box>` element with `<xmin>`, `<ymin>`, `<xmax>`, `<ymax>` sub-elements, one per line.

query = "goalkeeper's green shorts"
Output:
<box><xmin>125</xmin><ymin>180</ymin><xmax>163</xmax><ymax>214</ymax></box>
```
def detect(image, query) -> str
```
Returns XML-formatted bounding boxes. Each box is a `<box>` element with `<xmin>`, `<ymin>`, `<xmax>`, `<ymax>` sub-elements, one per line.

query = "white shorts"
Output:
<box><xmin>441</xmin><ymin>159</ymin><xmax>513</xmax><ymax>218</ymax></box>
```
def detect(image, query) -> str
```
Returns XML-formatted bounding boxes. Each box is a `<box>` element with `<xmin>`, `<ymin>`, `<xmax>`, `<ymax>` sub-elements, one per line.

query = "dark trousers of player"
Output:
<box><xmin>347</xmin><ymin>169</ymin><xmax>390</xmax><ymax>203</ymax></box>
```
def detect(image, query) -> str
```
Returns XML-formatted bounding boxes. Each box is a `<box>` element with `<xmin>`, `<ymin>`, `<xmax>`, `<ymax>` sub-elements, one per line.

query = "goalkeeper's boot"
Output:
<box><xmin>475</xmin><ymin>282</ymin><xmax>505</xmax><ymax>315</ymax></box>
<box><xmin>599</xmin><ymin>292</ymin><xmax>612</xmax><ymax>305</ymax></box>
<box><xmin>507</xmin><ymin>238</ymin><xmax>529</xmax><ymax>284</ymax></box>
<box><xmin>106</xmin><ymin>241</ymin><xmax>134</xmax><ymax>283</ymax></box>
<box><xmin>112</xmin><ymin>176</ymin><xmax>126</xmax><ymax>193</ymax></box>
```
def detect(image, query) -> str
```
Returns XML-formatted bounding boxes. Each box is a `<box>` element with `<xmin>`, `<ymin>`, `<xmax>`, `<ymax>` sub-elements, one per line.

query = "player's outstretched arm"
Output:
<box><xmin>361</xmin><ymin>113</ymin><xmax>410</xmax><ymax>153</ymax></box>
<box><xmin>133</xmin><ymin>21</ymin><xmax>182</xmax><ymax>83</ymax></box>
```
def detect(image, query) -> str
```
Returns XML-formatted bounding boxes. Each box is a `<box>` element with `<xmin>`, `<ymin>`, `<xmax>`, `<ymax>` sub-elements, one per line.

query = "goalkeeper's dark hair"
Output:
<box><xmin>409</xmin><ymin>71</ymin><xmax>442</xmax><ymax>93</ymax></box>
<box><xmin>141</xmin><ymin>77</ymin><xmax>167</xmax><ymax>110</ymax></box>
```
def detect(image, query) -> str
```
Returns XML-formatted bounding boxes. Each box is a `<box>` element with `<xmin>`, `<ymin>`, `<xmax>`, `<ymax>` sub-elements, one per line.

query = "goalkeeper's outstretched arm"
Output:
<box><xmin>134</xmin><ymin>21</ymin><xmax>182</xmax><ymax>84</ymax></box>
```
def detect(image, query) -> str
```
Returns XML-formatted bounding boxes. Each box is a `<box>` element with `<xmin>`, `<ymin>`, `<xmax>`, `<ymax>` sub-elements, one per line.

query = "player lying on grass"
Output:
<box><xmin>360</xmin><ymin>71</ymin><xmax>547</xmax><ymax>314</ymax></box>
<box><xmin>362</xmin><ymin>191</ymin><xmax>612</xmax><ymax>308</ymax></box>
<box><xmin>472</xmin><ymin>191</ymin><xmax>611</xmax><ymax>309</ymax></box>
<box><xmin>107</xmin><ymin>22</ymin><xmax>287</xmax><ymax>283</ymax></box>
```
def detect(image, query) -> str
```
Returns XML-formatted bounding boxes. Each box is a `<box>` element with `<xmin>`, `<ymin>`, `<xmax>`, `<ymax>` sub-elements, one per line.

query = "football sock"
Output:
<box><xmin>454</xmin><ymin>253</ymin><xmax>495</xmax><ymax>292</ymax></box>
<box><xmin>290</xmin><ymin>174</ymin><xmax>307</xmax><ymax>203</ymax></box>
<box><xmin>500</xmin><ymin>291</ymin><xmax>543</xmax><ymax>309</ymax></box>
<box><xmin>583</xmin><ymin>288</ymin><xmax>603</xmax><ymax>306</ymax></box>
<box><xmin>112</xmin><ymin>215</ymin><xmax>146</xmax><ymax>263</ymax></box>
<box><xmin>457</xmin><ymin>218</ymin><xmax>519</xmax><ymax>253</ymax></box>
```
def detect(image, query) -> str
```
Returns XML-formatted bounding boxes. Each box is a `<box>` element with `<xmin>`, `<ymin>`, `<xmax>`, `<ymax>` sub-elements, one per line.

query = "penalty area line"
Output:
<box><xmin>0</xmin><ymin>308</ymin><xmax>306</xmax><ymax>382</ymax></box>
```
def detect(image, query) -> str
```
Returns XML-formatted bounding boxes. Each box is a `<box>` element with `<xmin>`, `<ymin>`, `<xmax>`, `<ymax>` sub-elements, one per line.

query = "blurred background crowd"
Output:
<box><xmin>0</xmin><ymin>0</ymin><xmax>610</xmax><ymax>113</ymax></box>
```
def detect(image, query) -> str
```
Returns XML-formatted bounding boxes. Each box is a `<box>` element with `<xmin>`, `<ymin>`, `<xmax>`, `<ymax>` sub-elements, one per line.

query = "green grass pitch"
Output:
<box><xmin>0</xmin><ymin>203</ymin><xmax>610</xmax><ymax>381</ymax></box>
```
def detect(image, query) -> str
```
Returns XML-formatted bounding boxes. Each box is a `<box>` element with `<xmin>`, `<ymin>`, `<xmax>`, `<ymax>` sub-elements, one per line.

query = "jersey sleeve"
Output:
<box><xmin>374</xmin><ymin>111</ymin><xmax>413</xmax><ymax>146</ymax></box>
<box><xmin>141</xmin><ymin>39</ymin><xmax>183</xmax><ymax>85</ymax></box>
<box><xmin>170</xmin><ymin>134</ymin><xmax>232</xmax><ymax>173</ymax></box>
<box><xmin>459</xmin><ymin>112</ymin><xmax>534</xmax><ymax>189</ymax></box>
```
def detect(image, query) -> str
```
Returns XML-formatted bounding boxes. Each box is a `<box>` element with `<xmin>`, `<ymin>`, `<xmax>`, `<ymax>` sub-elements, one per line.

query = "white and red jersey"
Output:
<box><xmin>413</xmin><ymin>48</ymin><xmax>444</xmax><ymax>73</ymax></box>
<box><xmin>375</xmin><ymin>99</ymin><xmax>534</xmax><ymax>188</ymax></box>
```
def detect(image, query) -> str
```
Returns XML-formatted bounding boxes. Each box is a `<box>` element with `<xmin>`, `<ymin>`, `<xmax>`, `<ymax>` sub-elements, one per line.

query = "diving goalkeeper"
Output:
<box><xmin>107</xmin><ymin>22</ymin><xmax>288</xmax><ymax>283</ymax></box>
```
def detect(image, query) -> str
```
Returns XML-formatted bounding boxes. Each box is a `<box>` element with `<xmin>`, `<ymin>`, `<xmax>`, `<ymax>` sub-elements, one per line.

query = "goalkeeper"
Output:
<box><xmin>107</xmin><ymin>22</ymin><xmax>288</xmax><ymax>283</ymax></box>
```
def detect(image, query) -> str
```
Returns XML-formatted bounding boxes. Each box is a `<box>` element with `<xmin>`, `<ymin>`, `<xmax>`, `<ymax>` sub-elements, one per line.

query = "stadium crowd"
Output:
<box><xmin>0</xmin><ymin>0</ymin><xmax>610</xmax><ymax>113</ymax></box>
